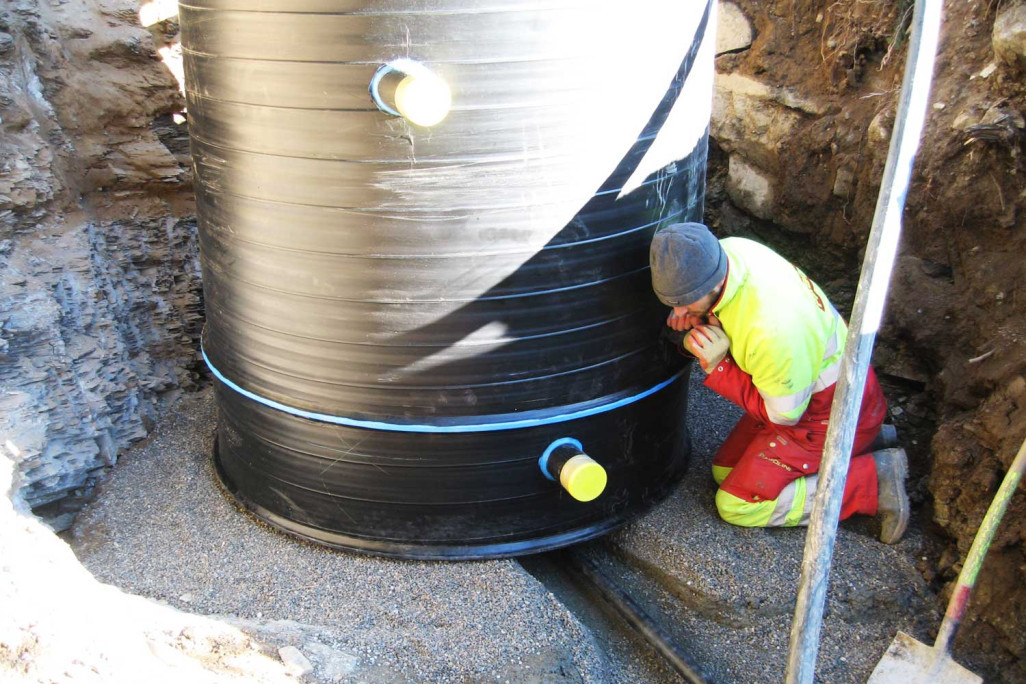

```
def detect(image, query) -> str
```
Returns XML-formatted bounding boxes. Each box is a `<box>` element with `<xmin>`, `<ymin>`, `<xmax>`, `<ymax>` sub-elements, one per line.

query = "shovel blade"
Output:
<box><xmin>867</xmin><ymin>631</ymin><xmax>982</xmax><ymax>684</ymax></box>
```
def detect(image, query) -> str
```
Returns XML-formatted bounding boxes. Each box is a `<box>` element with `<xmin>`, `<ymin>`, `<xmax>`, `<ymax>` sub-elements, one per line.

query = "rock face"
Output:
<box><xmin>711</xmin><ymin>71</ymin><xmax>830</xmax><ymax>228</ymax></box>
<box><xmin>0</xmin><ymin>0</ymin><xmax>197</xmax><ymax>524</ymax></box>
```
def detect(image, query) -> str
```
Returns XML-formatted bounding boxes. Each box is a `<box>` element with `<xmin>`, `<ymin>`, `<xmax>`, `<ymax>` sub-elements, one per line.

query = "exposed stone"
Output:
<box><xmin>868</xmin><ymin>107</ymin><xmax>894</xmax><ymax>145</ymax></box>
<box><xmin>277</xmin><ymin>646</ymin><xmax>314</xmax><ymax>677</ymax></box>
<box><xmin>302</xmin><ymin>642</ymin><xmax>360</xmax><ymax>680</ymax></box>
<box><xmin>716</xmin><ymin>2</ymin><xmax>753</xmax><ymax>55</ymax></box>
<box><xmin>711</xmin><ymin>73</ymin><xmax>833</xmax><ymax>222</ymax></box>
<box><xmin>708</xmin><ymin>1</ymin><xmax>1026</xmax><ymax>676</ymax></box>
<box><xmin>726</xmin><ymin>155</ymin><xmax>774</xmax><ymax>220</ymax></box>
<box><xmin>712</xmin><ymin>73</ymin><xmax>802</xmax><ymax>171</ymax></box>
<box><xmin>713</xmin><ymin>72</ymin><xmax>823</xmax><ymax>223</ymax></box>
<box><xmin>716</xmin><ymin>72</ymin><xmax>777</xmax><ymax>101</ymax></box>
<box><xmin>715</xmin><ymin>73</ymin><xmax>831</xmax><ymax>116</ymax></box>
<box><xmin>952</xmin><ymin>106</ymin><xmax>986</xmax><ymax>132</ymax></box>
<box><xmin>832</xmin><ymin>163</ymin><xmax>856</xmax><ymax>199</ymax></box>
<box><xmin>993</xmin><ymin>2</ymin><xmax>1026</xmax><ymax>70</ymax></box>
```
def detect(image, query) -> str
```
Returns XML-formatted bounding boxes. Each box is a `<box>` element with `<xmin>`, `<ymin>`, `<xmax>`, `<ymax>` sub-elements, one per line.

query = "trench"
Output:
<box><xmin>520</xmin><ymin>548</ymin><xmax>684</xmax><ymax>683</ymax></box>
<box><xmin>520</xmin><ymin>545</ymin><xmax>714</xmax><ymax>683</ymax></box>
<box><xmin>8</xmin><ymin>0</ymin><xmax>1026</xmax><ymax>681</ymax></box>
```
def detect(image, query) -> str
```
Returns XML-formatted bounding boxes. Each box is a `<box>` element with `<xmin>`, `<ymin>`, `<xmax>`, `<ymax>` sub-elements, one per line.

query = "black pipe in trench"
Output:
<box><xmin>558</xmin><ymin>551</ymin><xmax>708</xmax><ymax>683</ymax></box>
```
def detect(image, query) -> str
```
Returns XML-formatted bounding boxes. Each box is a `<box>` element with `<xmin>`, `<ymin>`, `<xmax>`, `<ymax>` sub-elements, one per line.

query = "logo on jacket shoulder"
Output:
<box><xmin>757</xmin><ymin>453</ymin><xmax>794</xmax><ymax>472</ymax></box>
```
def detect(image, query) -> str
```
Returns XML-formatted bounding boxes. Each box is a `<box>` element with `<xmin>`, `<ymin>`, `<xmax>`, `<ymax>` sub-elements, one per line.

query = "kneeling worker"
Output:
<box><xmin>650</xmin><ymin>222</ymin><xmax>909</xmax><ymax>543</ymax></box>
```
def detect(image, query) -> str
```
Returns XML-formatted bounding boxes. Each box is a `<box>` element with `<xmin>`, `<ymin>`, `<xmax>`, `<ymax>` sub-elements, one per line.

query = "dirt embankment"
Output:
<box><xmin>709</xmin><ymin>0</ymin><xmax>1026</xmax><ymax>677</ymax></box>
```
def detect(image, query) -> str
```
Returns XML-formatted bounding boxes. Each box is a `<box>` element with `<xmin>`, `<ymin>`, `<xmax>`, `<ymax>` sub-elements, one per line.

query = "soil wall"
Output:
<box><xmin>710</xmin><ymin>0</ymin><xmax>1025</xmax><ymax>677</ymax></box>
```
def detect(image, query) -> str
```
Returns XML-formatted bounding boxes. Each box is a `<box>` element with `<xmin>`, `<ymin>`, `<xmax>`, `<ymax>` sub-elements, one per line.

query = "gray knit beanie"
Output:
<box><xmin>650</xmin><ymin>223</ymin><xmax>727</xmax><ymax>306</ymax></box>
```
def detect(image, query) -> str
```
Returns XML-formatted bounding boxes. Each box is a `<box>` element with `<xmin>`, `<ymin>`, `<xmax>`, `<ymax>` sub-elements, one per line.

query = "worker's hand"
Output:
<box><xmin>667</xmin><ymin>310</ymin><xmax>696</xmax><ymax>332</ymax></box>
<box><xmin>683</xmin><ymin>325</ymin><xmax>730</xmax><ymax>374</ymax></box>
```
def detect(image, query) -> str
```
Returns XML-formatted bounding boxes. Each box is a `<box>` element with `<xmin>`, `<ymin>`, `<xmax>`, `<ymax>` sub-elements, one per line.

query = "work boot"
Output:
<box><xmin>873</xmin><ymin>448</ymin><xmax>909</xmax><ymax>544</ymax></box>
<box><xmin>868</xmin><ymin>423</ymin><xmax>898</xmax><ymax>451</ymax></box>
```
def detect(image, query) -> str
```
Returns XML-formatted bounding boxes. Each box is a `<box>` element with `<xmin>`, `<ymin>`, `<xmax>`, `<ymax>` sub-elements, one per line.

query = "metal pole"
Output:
<box><xmin>784</xmin><ymin>1</ymin><xmax>943</xmax><ymax>682</ymax></box>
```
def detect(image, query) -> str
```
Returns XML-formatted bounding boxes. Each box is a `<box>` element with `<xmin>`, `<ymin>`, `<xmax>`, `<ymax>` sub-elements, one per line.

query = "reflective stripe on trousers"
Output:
<box><xmin>710</xmin><ymin>368</ymin><xmax>887</xmax><ymax>527</ymax></box>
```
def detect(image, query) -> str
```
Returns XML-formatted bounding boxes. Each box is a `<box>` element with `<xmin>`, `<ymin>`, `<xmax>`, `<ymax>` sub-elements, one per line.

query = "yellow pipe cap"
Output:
<box><xmin>559</xmin><ymin>454</ymin><xmax>607</xmax><ymax>502</ymax></box>
<box><xmin>394</xmin><ymin>74</ymin><xmax>451</xmax><ymax>127</ymax></box>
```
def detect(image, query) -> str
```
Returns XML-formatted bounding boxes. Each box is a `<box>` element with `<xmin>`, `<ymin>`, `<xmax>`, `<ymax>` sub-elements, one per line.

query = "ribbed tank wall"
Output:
<box><xmin>182</xmin><ymin>0</ymin><xmax>716</xmax><ymax>559</ymax></box>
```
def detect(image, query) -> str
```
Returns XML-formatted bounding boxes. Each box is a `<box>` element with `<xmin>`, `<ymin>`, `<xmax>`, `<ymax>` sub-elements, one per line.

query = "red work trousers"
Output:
<box><xmin>705</xmin><ymin>356</ymin><xmax>887</xmax><ymax>520</ymax></box>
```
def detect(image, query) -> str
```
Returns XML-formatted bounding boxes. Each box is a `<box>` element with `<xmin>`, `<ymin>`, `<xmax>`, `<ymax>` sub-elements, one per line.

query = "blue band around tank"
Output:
<box><xmin>202</xmin><ymin>349</ymin><xmax>683</xmax><ymax>434</ymax></box>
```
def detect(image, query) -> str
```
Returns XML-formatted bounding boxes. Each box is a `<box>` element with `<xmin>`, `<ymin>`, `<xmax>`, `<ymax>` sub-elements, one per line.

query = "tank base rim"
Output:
<box><xmin>212</xmin><ymin>435</ymin><xmax>660</xmax><ymax>561</ymax></box>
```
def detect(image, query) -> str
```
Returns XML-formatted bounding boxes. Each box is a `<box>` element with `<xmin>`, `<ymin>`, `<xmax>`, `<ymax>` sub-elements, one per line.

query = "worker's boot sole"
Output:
<box><xmin>874</xmin><ymin>447</ymin><xmax>909</xmax><ymax>545</ymax></box>
<box><xmin>868</xmin><ymin>423</ymin><xmax>898</xmax><ymax>452</ymax></box>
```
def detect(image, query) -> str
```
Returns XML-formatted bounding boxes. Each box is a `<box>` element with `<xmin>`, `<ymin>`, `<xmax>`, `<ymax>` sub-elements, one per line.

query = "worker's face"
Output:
<box><xmin>666</xmin><ymin>286</ymin><xmax>722</xmax><ymax>332</ymax></box>
<box><xmin>673</xmin><ymin>290</ymin><xmax>717</xmax><ymax>320</ymax></box>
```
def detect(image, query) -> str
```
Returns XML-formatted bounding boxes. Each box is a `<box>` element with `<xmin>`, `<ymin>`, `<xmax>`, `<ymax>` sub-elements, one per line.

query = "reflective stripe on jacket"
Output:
<box><xmin>712</xmin><ymin>238</ymin><xmax>845</xmax><ymax>425</ymax></box>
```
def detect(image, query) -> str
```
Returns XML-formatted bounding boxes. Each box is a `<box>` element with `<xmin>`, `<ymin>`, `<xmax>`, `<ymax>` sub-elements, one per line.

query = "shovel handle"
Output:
<box><xmin>934</xmin><ymin>434</ymin><xmax>1026</xmax><ymax>653</ymax></box>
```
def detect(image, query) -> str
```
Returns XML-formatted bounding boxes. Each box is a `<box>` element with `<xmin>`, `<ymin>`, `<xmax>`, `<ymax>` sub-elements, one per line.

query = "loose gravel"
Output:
<box><xmin>599</xmin><ymin>371</ymin><xmax>941</xmax><ymax>682</ymax></box>
<box><xmin>67</xmin><ymin>371</ymin><xmax>942</xmax><ymax>683</ymax></box>
<box><xmin>70</xmin><ymin>389</ymin><xmax>604</xmax><ymax>683</ymax></box>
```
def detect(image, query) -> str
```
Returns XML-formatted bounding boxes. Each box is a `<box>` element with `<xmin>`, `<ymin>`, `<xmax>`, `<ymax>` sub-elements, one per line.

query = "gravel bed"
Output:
<box><xmin>68</xmin><ymin>371</ymin><xmax>942</xmax><ymax>683</ymax></box>
<box><xmin>70</xmin><ymin>388</ymin><xmax>605</xmax><ymax>683</ymax></box>
<box><xmin>601</xmin><ymin>371</ymin><xmax>941</xmax><ymax>682</ymax></box>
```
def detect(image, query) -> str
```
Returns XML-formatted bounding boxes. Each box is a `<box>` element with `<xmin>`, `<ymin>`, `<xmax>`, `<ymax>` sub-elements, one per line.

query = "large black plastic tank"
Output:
<box><xmin>181</xmin><ymin>0</ymin><xmax>716</xmax><ymax>559</ymax></box>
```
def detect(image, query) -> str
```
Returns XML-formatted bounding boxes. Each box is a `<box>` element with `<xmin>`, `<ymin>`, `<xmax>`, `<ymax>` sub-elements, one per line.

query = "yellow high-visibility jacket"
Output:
<box><xmin>710</xmin><ymin>238</ymin><xmax>846</xmax><ymax>425</ymax></box>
